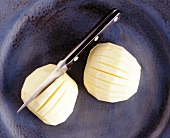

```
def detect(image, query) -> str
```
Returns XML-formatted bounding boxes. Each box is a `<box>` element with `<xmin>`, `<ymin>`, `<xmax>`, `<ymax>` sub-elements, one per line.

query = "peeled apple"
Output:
<box><xmin>21</xmin><ymin>64</ymin><xmax>78</xmax><ymax>126</ymax></box>
<box><xmin>84</xmin><ymin>42</ymin><xmax>141</xmax><ymax>103</ymax></box>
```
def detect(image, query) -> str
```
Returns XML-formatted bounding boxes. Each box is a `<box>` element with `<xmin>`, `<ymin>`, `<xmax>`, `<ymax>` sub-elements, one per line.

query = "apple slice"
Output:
<box><xmin>86</xmin><ymin>61</ymin><xmax>130</xmax><ymax>79</ymax></box>
<box><xmin>37</xmin><ymin>78</ymin><xmax>67</xmax><ymax>117</ymax></box>
<box><xmin>84</xmin><ymin>66</ymin><xmax>131</xmax><ymax>86</ymax></box>
<box><xmin>21</xmin><ymin>64</ymin><xmax>78</xmax><ymax>125</ymax></box>
<box><xmin>84</xmin><ymin>42</ymin><xmax>141</xmax><ymax>103</ymax></box>
<box><xmin>93</xmin><ymin>42</ymin><xmax>141</xmax><ymax>66</ymax></box>
<box><xmin>46</xmin><ymin>84</ymin><xmax>78</xmax><ymax>125</ymax></box>
<box><xmin>43</xmin><ymin>77</ymin><xmax>77</xmax><ymax>119</ymax></box>
<box><xmin>88</xmin><ymin>43</ymin><xmax>141</xmax><ymax>70</ymax></box>
<box><xmin>87</xmin><ymin>55</ymin><xmax>139</xmax><ymax>76</ymax></box>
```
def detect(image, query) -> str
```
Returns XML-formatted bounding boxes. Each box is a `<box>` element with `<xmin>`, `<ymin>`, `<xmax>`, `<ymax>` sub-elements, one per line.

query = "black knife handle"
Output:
<box><xmin>64</xmin><ymin>8</ymin><xmax>121</xmax><ymax>67</ymax></box>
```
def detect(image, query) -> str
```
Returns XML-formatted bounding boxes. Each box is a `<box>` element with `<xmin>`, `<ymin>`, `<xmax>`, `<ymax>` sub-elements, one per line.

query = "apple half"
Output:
<box><xmin>21</xmin><ymin>64</ymin><xmax>78</xmax><ymax>126</ymax></box>
<box><xmin>84</xmin><ymin>42</ymin><xmax>141</xmax><ymax>103</ymax></box>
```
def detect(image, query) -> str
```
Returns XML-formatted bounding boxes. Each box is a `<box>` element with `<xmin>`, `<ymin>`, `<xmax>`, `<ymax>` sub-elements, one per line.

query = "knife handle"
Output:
<box><xmin>64</xmin><ymin>8</ymin><xmax>121</xmax><ymax>68</ymax></box>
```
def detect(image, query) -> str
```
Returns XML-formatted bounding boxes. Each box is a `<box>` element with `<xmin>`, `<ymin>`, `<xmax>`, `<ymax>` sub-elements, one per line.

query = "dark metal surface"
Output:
<box><xmin>0</xmin><ymin>0</ymin><xmax>169</xmax><ymax>138</ymax></box>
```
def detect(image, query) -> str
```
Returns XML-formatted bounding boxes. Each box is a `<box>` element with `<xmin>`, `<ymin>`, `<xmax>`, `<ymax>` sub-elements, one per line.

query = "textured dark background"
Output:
<box><xmin>0</xmin><ymin>0</ymin><xmax>169</xmax><ymax>138</ymax></box>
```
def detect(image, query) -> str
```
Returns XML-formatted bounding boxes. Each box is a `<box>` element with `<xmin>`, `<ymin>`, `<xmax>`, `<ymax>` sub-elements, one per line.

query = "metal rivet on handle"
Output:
<box><xmin>94</xmin><ymin>36</ymin><xmax>99</xmax><ymax>41</ymax></box>
<box><xmin>114</xmin><ymin>16</ymin><xmax>119</xmax><ymax>22</ymax></box>
<box><xmin>74</xmin><ymin>56</ymin><xmax>79</xmax><ymax>62</ymax></box>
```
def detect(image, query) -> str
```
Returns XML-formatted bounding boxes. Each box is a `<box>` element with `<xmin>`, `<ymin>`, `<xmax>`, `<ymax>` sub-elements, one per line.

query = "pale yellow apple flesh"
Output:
<box><xmin>21</xmin><ymin>64</ymin><xmax>78</xmax><ymax>126</ymax></box>
<box><xmin>84</xmin><ymin>42</ymin><xmax>141</xmax><ymax>103</ymax></box>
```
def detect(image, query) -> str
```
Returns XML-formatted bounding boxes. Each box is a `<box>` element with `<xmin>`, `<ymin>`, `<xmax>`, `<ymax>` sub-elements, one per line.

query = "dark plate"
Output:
<box><xmin>0</xmin><ymin>0</ymin><xmax>170</xmax><ymax>138</ymax></box>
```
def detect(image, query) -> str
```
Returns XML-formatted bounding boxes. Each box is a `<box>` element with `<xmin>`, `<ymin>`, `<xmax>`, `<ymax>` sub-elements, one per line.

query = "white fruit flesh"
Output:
<box><xmin>84</xmin><ymin>42</ymin><xmax>141</xmax><ymax>103</ymax></box>
<box><xmin>88</xmin><ymin>43</ymin><xmax>141</xmax><ymax>70</ymax></box>
<box><xmin>47</xmin><ymin>85</ymin><xmax>78</xmax><ymax>124</ymax></box>
<box><xmin>21</xmin><ymin>64</ymin><xmax>78</xmax><ymax>126</ymax></box>
<box><xmin>43</xmin><ymin>78</ymin><xmax>75</xmax><ymax>119</ymax></box>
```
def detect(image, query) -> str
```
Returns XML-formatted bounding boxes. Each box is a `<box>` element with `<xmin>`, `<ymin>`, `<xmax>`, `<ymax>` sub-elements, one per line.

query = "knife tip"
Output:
<box><xmin>17</xmin><ymin>104</ymin><xmax>26</xmax><ymax>113</ymax></box>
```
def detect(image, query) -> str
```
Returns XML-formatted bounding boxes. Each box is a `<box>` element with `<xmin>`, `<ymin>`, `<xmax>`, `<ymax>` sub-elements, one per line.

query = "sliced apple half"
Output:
<box><xmin>84</xmin><ymin>42</ymin><xmax>141</xmax><ymax>103</ymax></box>
<box><xmin>21</xmin><ymin>64</ymin><xmax>78</xmax><ymax>126</ymax></box>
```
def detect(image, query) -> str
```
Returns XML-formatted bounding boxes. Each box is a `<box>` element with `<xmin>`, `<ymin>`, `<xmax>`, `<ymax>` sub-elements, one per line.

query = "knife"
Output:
<box><xmin>17</xmin><ymin>8</ymin><xmax>121</xmax><ymax>113</ymax></box>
